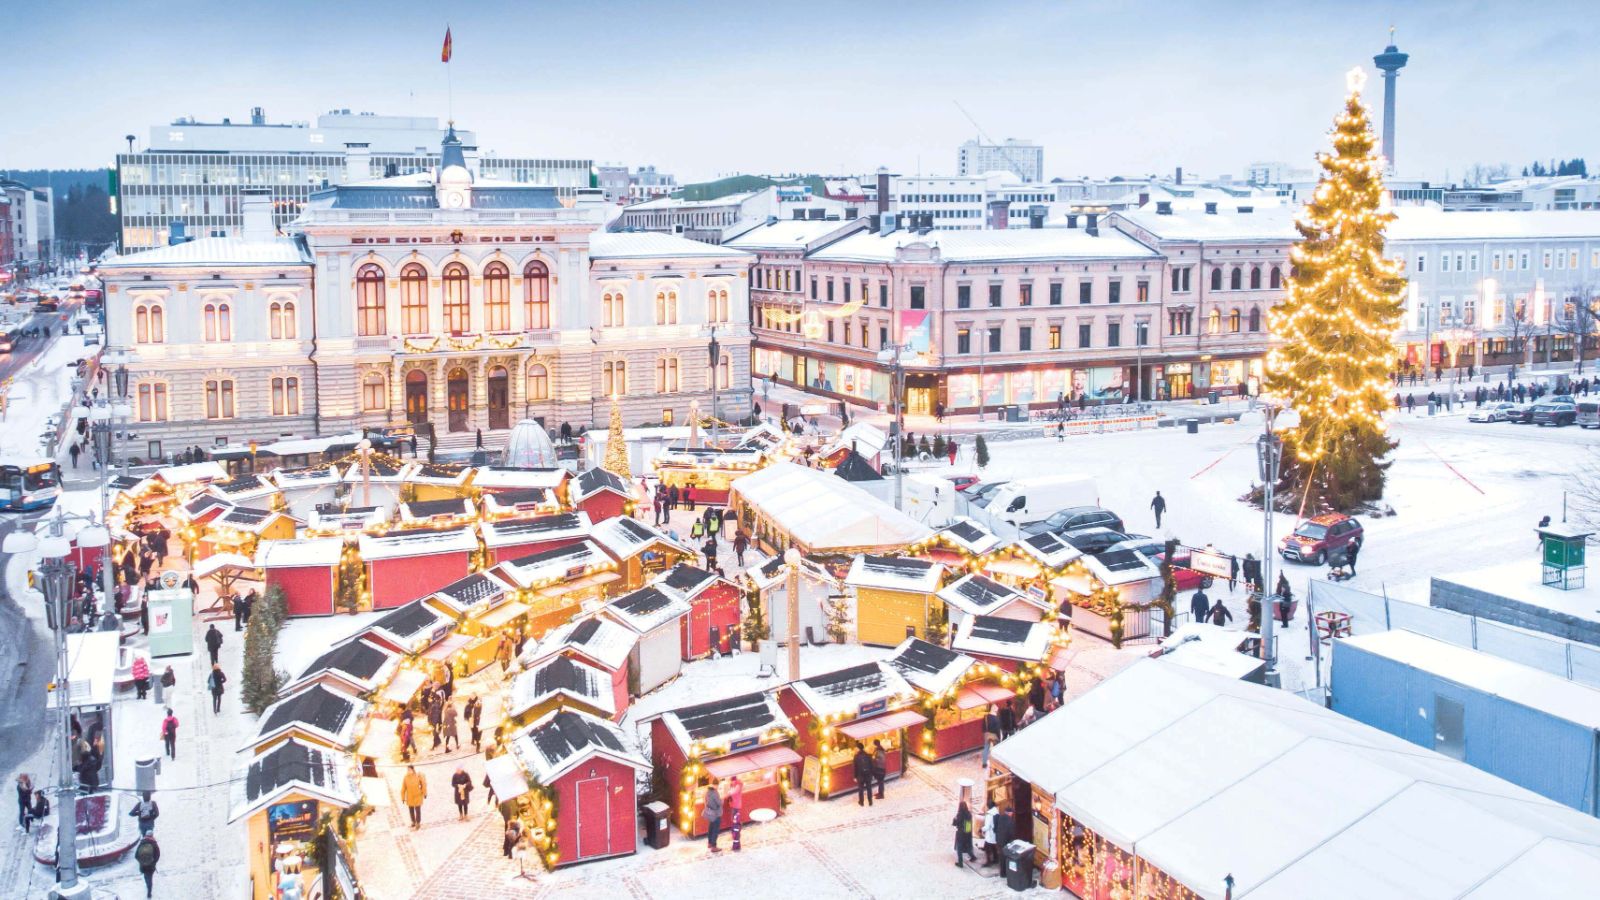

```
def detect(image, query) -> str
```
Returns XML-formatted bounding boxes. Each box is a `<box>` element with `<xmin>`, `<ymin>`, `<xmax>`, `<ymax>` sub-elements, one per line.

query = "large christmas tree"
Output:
<box><xmin>1266</xmin><ymin>69</ymin><xmax>1407</xmax><ymax>511</ymax></box>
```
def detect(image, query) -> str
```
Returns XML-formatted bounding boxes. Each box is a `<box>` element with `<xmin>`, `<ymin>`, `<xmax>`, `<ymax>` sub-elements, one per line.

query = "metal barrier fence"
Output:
<box><xmin>1308</xmin><ymin>579</ymin><xmax>1600</xmax><ymax>688</ymax></box>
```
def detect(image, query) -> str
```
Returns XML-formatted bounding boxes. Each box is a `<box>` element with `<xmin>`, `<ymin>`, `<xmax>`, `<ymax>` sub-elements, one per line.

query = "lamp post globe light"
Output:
<box><xmin>1256</xmin><ymin>405</ymin><xmax>1283</xmax><ymax>687</ymax></box>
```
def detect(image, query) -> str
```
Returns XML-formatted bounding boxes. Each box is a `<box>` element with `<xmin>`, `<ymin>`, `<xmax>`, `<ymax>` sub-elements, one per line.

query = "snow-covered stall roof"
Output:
<box><xmin>193</xmin><ymin>552</ymin><xmax>260</xmax><ymax>578</ymax></box>
<box><xmin>180</xmin><ymin>494</ymin><xmax>234</xmax><ymax>523</ymax></box>
<box><xmin>992</xmin><ymin>658</ymin><xmax>1600</xmax><ymax>900</ymax></box>
<box><xmin>656</xmin><ymin>563</ymin><xmax>726</xmax><ymax>600</ymax></box>
<box><xmin>744</xmin><ymin>553</ymin><xmax>840</xmax><ymax>592</ymax></box>
<box><xmin>357</xmin><ymin>526</ymin><xmax>476</xmax><ymax>561</ymax></box>
<box><xmin>509</xmin><ymin>709</ymin><xmax>647</xmax><ymax>785</ymax></box>
<box><xmin>1340</xmin><ymin>630</ymin><xmax>1600</xmax><ymax>730</ymax></box>
<box><xmin>508</xmin><ymin>655</ymin><xmax>616</xmax><ymax>720</ymax></box>
<box><xmin>1015</xmin><ymin>531</ymin><xmax>1084</xmax><ymax>570</ymax></box>
<box><xmin>481</xmin><ymin>487</ymin><xmax>559</xmax><ymax>519</ymax></box>
<box><xmin>844</xmin><ymin>554</ymin><xmax>944</xmax><ymax>593</ymax></box>
<box><xmin>886</xmin><ymin>637</ymin><xmax>975</xmax><ymax>696</ymax></box>
<box><xmin>1154</xmin><ymin>623</ymin><xmax>1263</xmax><ymax>682</ymax></box>
<box><xmin>730</xmin><ymin>461</ymin><xmax>932</xmax><ymax>553</ymax></box>
<box><xmin>736</xmin><ymin>421</ymin><xmax>786</xmax><ymax>454</ymax></box>
<box><xmin>153</xmin><ymin>460</ymin><xmax>229</xmax><ymax>487</ymax></box>
<box><xmin>364</xmin><ymin>600</ymin><xmax>454</xmax><ymax>653</ymax></box>
<box><xmin>951</xmin><ymin>614</ymin><xmax>1053</xmax><ymax>663</ymax></box>
<box><xmin>245</xmin><ymin>683</ymin><xmax>368</xmax><ymax>752</ymax></box>
<box><xmin>1082</xmin><ymin>547</ymin><xmax>1161</xmax><ymax>586</ymax></box>
<box><xmin>821</xmin><ymin>421</ymin><xmax>888</xmax><ymax>462</ymax></box>
<box><xmin>657</xmin><ymin>690</ymin><xmax>795</xmax><ymax>757</ymax></box>
<box><xmin>521</xmin><ymin>616</ymin><xmax>637</xmax><ymax>672</ymax></box>
<box><xmin>212</xmin><ymin>506</ymin><xmax>297</xmax><ymax>535</ymax></box>
<box><xmin>254</xmin><ymin>538</ymin><xmax>343</xmax><ymax>569</ymax></box>
<box><xmin>937</xmin><ymin>573</ymin><xmax>1048</xmax><ymax>618</ymax></box>
<box><xmin>471</xmin><ymin>466</ymin><xmax>569</xmax><ymax>492</ymax></box>
<box><xmin>284</xmin><ymin>637</ymin><xmax>398</xmax><ymax>695</ymax></box>
<box><xmin>270</xmin><ymin>464</ymin><xmax>345</xmax><ymax>490</ymax></box>
<box><xmin>306</xmin><ymin>505</ymin><xmax>387</xmax><ymax>534</ymax></box>
<box><xmin>228</xmin><ymin>737</ymin><xmax>360</xmax><ymax>823</ymax></box>
<box><xmin>427</xmin><ymin>571</ymin><xmax>517</xmax><ymax>617</ymax></box>
<box><xmin>787</xmin><ymin>661</ymin><xmax>915</xmax><ymax>719</ymax></box>
<box><xmin>206</xmin><ymin>473</ymin><xmax>280</xmax><ymax>505</ymax></box>
<box><xmin>572</xmin><ymin>466</ymin><xmax>633</xmax><ymax>502</ymax></box>
<box><xmin>602</xmin><ymin>586</ymin><xmax>692</xmax><ymax>634</ymax></box>
<box><xmin>407</xmin><ymin>461</ymin><xmax>470</xmax><ymax>488</ymax></box>
<box><xmin>929</xmin><ymin>517</ymin><xmax>1005</xmax><ymax>557</ymax></box>
<box><xmin>398</xmin><ymin>497</ymin><xmax>474</xmax><ymax>526</ymax></box>
<box><xmin>493</xmin><ymin>540</ymin><xmax>614</xmax><ymax>589</ymax></box>
<box><xmin>591</xmin><ymin>515</ymin><xmax>690</xmax><ymax>560</ymax></box>
<box><xmin>481</xmin><ymin>513</ymin><xmax>592</xmax><ymax>550</ymax></box>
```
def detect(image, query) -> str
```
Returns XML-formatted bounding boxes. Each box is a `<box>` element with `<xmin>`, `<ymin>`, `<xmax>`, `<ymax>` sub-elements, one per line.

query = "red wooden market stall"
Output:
<box><xmin>589</xmin><ymin>516</ymin><xmax>693</xmax><ymax>592</ymax></box>
<box><xmin>570</xmin><ymin>467</ymin><xmax>633</xmax><ymax>523</ymax></box>
<box><xmin>775</xmin><ymin>661</ymin><xmax>921</xmax><ymax>800</ymax></box>
<box><xmin>257</xmin><ymin>538</ymin><xmax>345</xmax><ymax>618</ymax></box>
<box><xmin>358</xmin><ymin>527</ymin><xmax>477</xmax><ymax>609</ymax></box>
<box><xmin>650</xmin><ymin>690</ymin><xmax>800</xmax><ymax>837</ymax></box>
<box><xmin>883</xmin><ymin>637</ymin><xmax>1015</xmax><ymax>762</ymax></box>
<box><xmin>658</xmin><ymin>564</ymin><xmax>743</xmax><ymax>659</ymax></box>
<box><xmin>482</xmin><ymin>513</ymin><xmax>591</xmax><ymax>566</ymax></box>
<box><xmin>501</xmin><ymin>710</ymin><xmax>649</xmax><ymax>868</ymax></box>
<box><xmin>520</xmin><ymin>616</ymin><xmax>637</xmax><ymax>720</ymax></box>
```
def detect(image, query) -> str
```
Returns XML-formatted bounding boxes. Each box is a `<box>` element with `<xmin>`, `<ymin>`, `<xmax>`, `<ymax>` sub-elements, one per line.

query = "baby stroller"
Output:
<box><xmin>1325</xmin><ymin>544</ymin><xmax>1354</xmax><ymax>582</ymax></box>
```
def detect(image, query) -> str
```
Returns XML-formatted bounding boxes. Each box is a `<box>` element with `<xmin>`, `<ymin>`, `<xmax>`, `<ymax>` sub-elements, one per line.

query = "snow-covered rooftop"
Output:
<box><xmin>1114</xmin><ymin>206</ymin><xmax>1300</xmax><ymax>242</ymax></box>
<box><xmin>494</xmin><ymin>539</ymin><xmax>614</xmax><ymax>589</ymax></box>
<box><xmin>786</xmin><ymin>661</ymin><xmax>915</xmax><ymax>719</ymax></box>
<box><xmin>657</xmin><ymin>690</ymin><xmax>795</xmax><ymax>756</ymax></box>
<box><xmin>929</xmin><ymin>517</ymin><xmax>1005</xmax><ymax>556</ymax></box>
<box><xmin>509</xmin><ymin>709</ymin><xmax>647</xmax><ymax>785</ymax></box>
<box><xmin>602</xmin><ymin>586</ymin><xmax>692</xmax><ymax>634</ymax></box>
<box><xmin>228</xmin><ymin>737</ymin><xmax>359</xmax><ymax>824</ymax></box>
<box><xmin>886</xmin><ymin>637</ymin><xmax>974</xmax><ymax>696</ymax></box>
<box><xmin>729</xmin><ymin>461</ymin><xmax>933</xmax><ymax>553</ymax></box>
<box><xmin>357</xmin><ymin>526</ymin><xmax>476</xmax><ymax>560</ymax></box>
<box><xmin>508</xmin><ymin>655</ymin><xmax>616</xmax><ymax>720</ymax></box>
<box><xmin>1388</xmin><ymin>207</ymin><xmax>1600</xmax><ymax>242</ymax></box>
<box><xmin>100</xmin><ymin>235</ymin><xmax>310</xmax><ymax>269</ymax></box>
<box><xmin>810</xmin><ymin>227</ymin><xmax>1158</xmax><ymax>264</ymax></box>
<box><xmin>471</xmin><ymin>466</ymin><xmax>568</xmax><ymax>491</ymax></box>
<box><xmin>522</xmin><ymin>615</ymin><xmax>638</xmax><ymax>673</ymax></box>
<box><xmin>590</xmin><ymin>514</ymin><xmax>688</xmax><ymax>559</ymax></box>
<box><xmin>255</xmin><ymin>538</ymin><xmax>344</xmax><ymax>568</ymax></box>
<box><xmin>588</xmin><ymin>231</ymin><xmax>751</xmax><ymax>260</ymax></box>
<box><xmin>481</xmin><ymin>512</ymin><xmax>591</xmax><ymax>549</ymax></box>
<box><xmin>723</xmin><ymin>218</ymin><xmax>861</xmax><ymax>251</ymax></box>
<box><xmin>843</xmin><ymin>554</ymin><xmax>944</xmax><ymax>592</ymax></box>
<box><xmin>951</xmin><ymin>614</ymin><xmax>1054</xmax><ymax>662</ymax></box>
<box><xmin>937</xmin><ymin>573</ymin><xmax>1045</xmax><ymax>617</ymax></box>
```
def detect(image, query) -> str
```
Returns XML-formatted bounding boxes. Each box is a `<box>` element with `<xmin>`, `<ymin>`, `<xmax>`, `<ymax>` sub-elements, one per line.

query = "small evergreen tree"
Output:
<box><xmin>918</xmin><ymin>435</ymin><xmax>931</xmax><ymax>458</ymax></box>
<box><xmin>931</xmin><ymin>434</ymin><xmax>947</xmax><ymax>460</ymax></box>
<box><xmin>333</xmin><ymin>542</ymin><xmax>365</xmax><ymax>613</ymax></box>
<box><xmin>241</xmin><ymin>586</ymin><xmax>289</xmax><ymax>714</ymax></box>
<box><xmin>823</xmin><ymin>592</ymin><xmax>852</xmax><ymax>643</ymax></box>
<box><xmin>741</xmin><ymin>583</ymin><xmax>770</xmax><ymax>644</ymax></box>
<box><xmin>900</xmin><ymin>432</ymin><xmax>915</xmax><ymax>459</ymax></box>
<box><xmin>974</xmin><ymin>435</ymin><xmax>990</xmax><ymax>469</ymax></box>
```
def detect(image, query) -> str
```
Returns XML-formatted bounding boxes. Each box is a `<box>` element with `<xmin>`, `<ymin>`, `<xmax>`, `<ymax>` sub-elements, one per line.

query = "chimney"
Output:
<box><xmin>988</xmin><ymin>199</ymin><xmax>1010</xmax><ymax>230</ymax></box>
<box><xmin>1138</xmin><ymin>192</ymin><xmax>1150</xmax><ymax>207</ymax></box>
<box><xmin>240</xmin><ymin>188</ymin><xmax>274</xmax><ymax>241</ymax></box>
<box><xmin>344</xmin><ymin>142</ymin><xmax>371</xmax><ymax>183</ymax></box>
<box><xmin>1156</xmin><ymin>200</ymin><xmax>1173</xmax><ymax>215</ymax></box>
<box><xmin>1028</xmin><ymin>205</ymin><xmax>1047</xmax><ymax>229</ymax></box>
<box><xmin>1236</xmin><ymin>205</ymin><xmax>1254</xmax><ymax>214</ymax></box>
<box><xmin>876</xmin><ymin>167</ymin><xmax>891</xmax><ymax>215</ymax></box>
<box><xmin>1175</xmin><ymin>166</ymin><xmax>1184</xmax><ymax>185</ymax></box>
<box><xmin>167</xmin><ymin>221</ymin><xmax>189</xmax><ymax>246</ymax></box>
<box><xmin>1066</xmin><ymin>214</ymin><xmax>1079</xmax><ymax>229</ymax></box>
<box><xmin>879</xmin><ymin>213</ymin><xmax>898</xmax><ymax>235</ymax></box>
<box><xmin>250</xmin><ymin>106</ymin><xmax>265</xmax><ymax>125</ymax></box>
<box><xmin>1086</xmin><ymin>213</ymin><xmax>1099</xmax><ymax>236</ymax></box>
<box><xmin>1204</xmin><ymin>202</ymin><xmax>1218</xmax><ymax>215</ymax></box>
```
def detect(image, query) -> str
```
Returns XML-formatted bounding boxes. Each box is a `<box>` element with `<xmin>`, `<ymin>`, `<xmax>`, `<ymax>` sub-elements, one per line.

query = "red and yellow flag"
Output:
<box><xmin>441</xmin><ymin>27</ymin><xmax>452</xmax><ymax>63</ymax></box>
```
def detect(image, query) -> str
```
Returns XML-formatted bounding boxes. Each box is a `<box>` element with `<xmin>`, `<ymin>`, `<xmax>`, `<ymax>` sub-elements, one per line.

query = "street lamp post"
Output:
<box><xmin>1256</xmin><ymin>408</ymin><xmax>1282</xmax><ymax>686</ymax></box>
<box><xmin>5</xmin><ymin>510</ymin><xmax>110</xmax><ymax>900</ymax></box>
<box><xmin>976</xmin><ymin>327</ymin><xmax>987</xmax><ymax>423</ymax></box>
<box><xmin>707</xmin><ymin>327</ymin><xmax>721</xmax><ymax>446</ymax></box>
<box><xmin>876</xmin><ymin>344</ymin><xmax>914</xmax><ymax>510</ymax></box>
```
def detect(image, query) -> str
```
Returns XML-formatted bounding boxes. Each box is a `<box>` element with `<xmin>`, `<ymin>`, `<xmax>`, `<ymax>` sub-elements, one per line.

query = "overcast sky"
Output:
<box><xmin>4</xmin><ymin>0</ymin><xmax>1596</xmax><ymax>183</ymax></box>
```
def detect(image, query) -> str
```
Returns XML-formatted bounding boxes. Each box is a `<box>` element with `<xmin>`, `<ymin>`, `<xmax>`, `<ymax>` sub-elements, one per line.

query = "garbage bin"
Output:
<box><xmin>1185</xmin><ymin>418</ymin><xmax>1200</xmax><ymax>434</ymax></box>
<box><xmin>1008</xmin><ymin>405</ymin><xmax>1025</xmax><ymax>423</ymax></box>
<box><xmin>642</xmin><ymin>801</ymin><xmax>671</xmax><ymax>849</ymax></box>
<box><xmin>1003</xmin><ymin>840</ymin><xmax>1036</xmax><ymax>891</ymax></box>
<box><xmin>152</xmin><ymin>674</ymin><xmax>165</xmax><ymax>705</ymax></box>
<box><xmin>1207</xmin><ymin>390</ymin><xmax>1220</xmax><ymax>404</ymax></box>
<box><xmin>134</xmin><ymin>757</ymin><xmax>161</xmax><ymax>793</ymax></box>
<box><xmin>1428</xmin><ymin>400</ymin><xmax>1437</xmax><ymax>415</ymax></box>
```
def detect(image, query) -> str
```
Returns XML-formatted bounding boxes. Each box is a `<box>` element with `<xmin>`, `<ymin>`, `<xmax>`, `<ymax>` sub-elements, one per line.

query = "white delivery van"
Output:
<box><xmin>979</xmin><ymin>475</ymin><xmax>1099</xmax><ymax>531</ymax></box>
<box><xmin>903</xmin><ymin>472</ymin><xmax>959</xmax><ymax>526</ymax></box>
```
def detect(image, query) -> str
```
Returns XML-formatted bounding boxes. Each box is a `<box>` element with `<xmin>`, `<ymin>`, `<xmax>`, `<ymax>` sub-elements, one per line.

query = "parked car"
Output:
<box><xmin>1279</xmin><ymin>513</ymin><xmax>1363</xmax><ymax>565</ymax></box>
<box><xmin>1021</xmin><ymin>506</ymin><xmax>1125</xmax><ymax>538</ymax></box>
<box><xmin>1532</xmin><ymin>400</ymin><xmax>1578</xmax><ymax>427</ymax></box>
<box><xmin>1577</xmin><ymin>401</ymin><xmax>1600</xmax><ymax>429</ymax></box>
<box><xmin>1467</xmin><ymin>402</ymin><xmax>1519</xmax><ymax>423</ymax></box>
<box><xmin>1062</xmin><ymin>527</ymin><xmax>1136</xmax><ymax>555</ymax></box>
<box><xmin>944</xmin><ymin>474</ymin><xmax>982</xmax><ymax>492</ymax></box>
<box><xmin>1503</xmin><ymin>404</ymin><xmax>1537</xmax><ymax>424</ymax></box>
<box><xmin>964</xmin><ymin>480</ymin><xmax>1010</xmax><ymax>509</ymax></box>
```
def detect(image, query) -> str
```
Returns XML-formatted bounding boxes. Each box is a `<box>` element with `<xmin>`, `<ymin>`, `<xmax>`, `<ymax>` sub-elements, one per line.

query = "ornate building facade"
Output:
<box><xmin>101</xmin><ymin>129</ymin><xmax>752</xmax><ymax>456</ymax></box>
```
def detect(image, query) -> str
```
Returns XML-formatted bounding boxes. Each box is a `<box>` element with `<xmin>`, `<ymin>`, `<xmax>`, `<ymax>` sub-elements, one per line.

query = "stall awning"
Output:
<box><xmin>535</xmin><ymin>572</ymin><xmax>620</xmax><ymax>599</ymax></box>
<box><xmin>836</xmin><ymin>709</ymin><xmax>927</xmax><ymax>741</ymax></box>
<box><xmin>380</xmin><ymin>668</ymin><xmax>428</xmax><ymax>704</ymax></box>
<box><xmin>1048</xmin><ymin>646</ymin><xmax>1074</xmax><ymax>672</ymax></box>
<box><xmin>475</xmin><ymin>601</ymin><xmax>531</xmax><ymax>630</ymax></box>
<box><xmin>957</xmin><ymin>682</ymin><xmax>1017</xmax><ymax>711</ymax></box>
<box><xmin>483</xmin><ymin>754</ymin><xmax>530</xmax><ymax>801</ymax></box>
<box><xmin>983</xmin><ymin>559</ymin><xmax>1038</xmax><ymax>578</ymax></box>
<box><xmin>420</xmin><ymin>633</ymin><xmax>474</xmax><ymax>662</ymax></box>
<box><xmin>704</xmin><ymin>745</ymin><xmax>804</xmax><ymax>780</ymax></box>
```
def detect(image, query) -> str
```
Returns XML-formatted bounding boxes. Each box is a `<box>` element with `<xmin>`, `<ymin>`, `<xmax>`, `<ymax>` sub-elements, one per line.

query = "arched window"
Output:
<box><xmin>204</xmin><ymin>378</ymin><xmax>235</xmax><ymax>419</ymax></box>
<box><xmin>1210</xmin><ymin>268</ymin><xmax>1222</xmax><ymax>291</ymax></box>
<box><xmin>1207</xmin><ymin>308</ymin><xmax>1221</xmax><ymax>334</ymax></box>
<box><xmin>269</xmin><ymin>300</ymin><xmax>296</xmax><ymax>339</ymax></box>
<box><xmin>1249</xmin><ymin>267</ymin><xmax>1262</xmax><ymax>290</ymax></box>
<box><xmin>523</xmin><ymin>261</ymin><xmax>550</xmax><ymax>329</ymax></box>
<box><xmin>602</xmin><ymin>288</ymin><xmax>625</xmax><ymax>328</ymax></box>
<box><xmin>134</xmin><ymin>302</ymin><xmax>164</xmax><ymax>344</ymax></box>
<box><xmin>356</xmin><ymin>264</ymin><xmax>386</xmax><ymax>335</ymax></box>
<box><xmin>1248</xmin><ymin>307</ymin><xmax>1263</xmax><ymax>332</ymax></box>
<box><xmin>484</xmin><ymin>262</ymin><xmax>511</xmax><ymax>332</ymax></box>
<box><xmin>526</xmin><ymin>363</ymin><xmax>549</xmax><ymax>401</ymax></box>
<box><xmin>401</xmin><ymin>264</ymin><xmax>429</xmax><ymax>334</ymax></box>
<box><xmin>602</xmin><ymin>360</ymin><xmax>628</xmax><ymax>397</ymax></box>
<box><xmin>1269</xmin><ymin>266</ymin><xmax>1282</xmax><ymax>289</ymax></box>
<box><xmin>442</xmin><ymin>262</ymin><xmax>470</xmax><ymax>333</ymax></box>
<box><xmin>1229</xmin><ymin>308</ymin><xmax>1242</xmax><ymax>333</ymax></box>
<box><xmin>1229</xmin><ymin>268</ymin><xmax>1243</xmax><ymax>291</ymax></box>
<box><xmin>136</xmin><ymin>383</ymin><xmax>168</xmax><ymax>422</ymax></box>
<box><xmin>203</xmin><ymin>302</ymin><xmax>232</xmax><ymax>341</ymax></box>
<box><xmin>362</xmin><ymin>372</ymin><xmax>387</xmax><ymax>410</ymax></box>
<box><xmin>708</xmin><ymin>286</ymin><xmax>730</xmax><ymax>324</ymax></box>
<box><xmin>656</xmin><ymin>356</ymin><xmax>680</xmax><ymax>393</ymax></box>
<box><xmin>655</xmin><ymin>288</ymin><xmax>678</xmax><ymax>325</ymax></box>
<box><xmin>271</xmin><ymin>376</ymin><xmax>300</xmax><ymax>416</ymax></box>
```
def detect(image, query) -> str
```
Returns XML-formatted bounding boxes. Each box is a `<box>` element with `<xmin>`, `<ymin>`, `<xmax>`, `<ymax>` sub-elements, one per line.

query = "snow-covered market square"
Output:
<box><xmin>6</xmin><ymin>10</ymin><xmax>1600</xmax><ymax>899</ymax></box>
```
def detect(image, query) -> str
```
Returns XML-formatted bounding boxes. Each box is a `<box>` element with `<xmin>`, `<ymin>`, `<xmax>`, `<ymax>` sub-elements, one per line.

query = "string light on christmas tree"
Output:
<box><xmin>1264</xmin><ymin>66</ymin><xmax>1407</xmax><ymax>510</ymax></box>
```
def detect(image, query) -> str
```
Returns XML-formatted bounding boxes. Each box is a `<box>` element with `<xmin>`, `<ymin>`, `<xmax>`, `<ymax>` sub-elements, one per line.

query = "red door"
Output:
<box><xmin>576</xmin><ymin>777</ymin><xmax>610</xmax><ymax>859</ymax></box>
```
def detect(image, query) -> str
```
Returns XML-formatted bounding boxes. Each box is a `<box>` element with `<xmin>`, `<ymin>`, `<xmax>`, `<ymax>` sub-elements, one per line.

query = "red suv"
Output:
<box><xmin>1279</xmin><ymin>513</ymin><xmax>1363</xmax><ymax>565</ymax></box>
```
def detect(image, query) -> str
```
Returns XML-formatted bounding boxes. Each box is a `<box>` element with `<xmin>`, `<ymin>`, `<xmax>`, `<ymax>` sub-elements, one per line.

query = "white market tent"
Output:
<box><xmin>729</xmin><ymin>461</ymin><xmax>932</xmax><ymax>555</ymax></box>
<box><xmin>992</xmin><ymin>657</ymin><xmax>1600</xmax><ymax>900</ymax></box>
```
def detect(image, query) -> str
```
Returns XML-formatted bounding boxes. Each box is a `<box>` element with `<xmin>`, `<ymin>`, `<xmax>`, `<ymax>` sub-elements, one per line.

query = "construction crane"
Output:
<box><xmin>953</xmin><ymin>100</ymin><xmax>1035</xmax><ymax>182</ymax></box>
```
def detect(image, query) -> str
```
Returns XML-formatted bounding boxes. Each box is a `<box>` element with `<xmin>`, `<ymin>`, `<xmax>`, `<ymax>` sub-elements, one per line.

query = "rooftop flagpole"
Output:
<box><xmin>442</xmin><ymin>26</ymin><xmax>454</xmax><ymax>125</ymax></box>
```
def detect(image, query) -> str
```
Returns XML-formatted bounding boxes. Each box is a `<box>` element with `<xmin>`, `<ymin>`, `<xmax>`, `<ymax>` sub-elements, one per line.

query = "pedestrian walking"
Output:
<box><xmin>496</xmin><ymin>635</ymin><xmax>512</xmax><ymax>673</ymax></box>
<box><xmin>703</xmin><ymin>779</ymin><xmax>724</xmax><ymax>852</ymax></box>
<box><xmin>398</xmin><ymin>713</ymin><xmax>416</xmax><ymax>762</ymax></box>
<box><xmin>132</xmin><ymin>655</ymin><xmax>150</xmax><ymax>700</ymax></box>
<box><xmin>14</xmin><ymin>775</ymin><xmax>31</xmax><ymax>833</ymax></box>
<box><xmin>128</xmin><ymin>792</ymin><xmax>159</xmax><ymax>835</ymax></box>
<box><xmin>947</xmin><ymin>439</ymin><xmax>958</xmax><ymax>466</ymax></box>
<box><xmin>952</xmin><ymin>800</ymin><xmax>976</xmax><ymax>867</ymax></box>
<box><xmin>451</xmin><ymin>766</ymin><xmax>473</xmax><ymax>820</ymax></box>
<box><xmin>204</xmin><ymin>623</ymin><xmax>223</xmax><ymax>665</ymax></box>
<box><xmin>1276</xmin><ymin>572</ymin><xmax>1295</xmax><ymax>627</ymax></box>
<box><xmin>503</xmin><ymin>818</ymin><xmax>522</xmax><ymax>859</ymax></box>
<box><xmin>1208</xmin><ymin>600</ymin><xmax>1234</xmax><ymax>627</ymax></box>
<box><xmin>1227</xmin><ymin>554</ymin><xmax>1239</xmax><ymax>592</ymax></box>
<box><xmin>161</xmin><ymin>708</ymin><xmax>178</xmax><ymax>759</ymax></box>
<box><xmin>207</xmin><ymin>663</ymin><xmax>227</xmax><ymax>714</ymax></box>
<box><xmin>981</xmin><ymin>799</ymin><xmax>999</xmax><ymax>866</ymax></box>
<box><xmin>233</xmin><ymin>591</ymin><xmax>246</xmax><ymax>631</ymax></box>
<box><xmin>1345</xmin><ymin>539</ymin><xmax>1360</xmax><ymax>576</ymax></box>
<box><xmin>872</xmin><ymin>740</ymin><xmax>887</xmax><ymax>800</ymax></box>
<box><xmin>428</xmin><ymin>691</ymin><xmax>445</xmax><ymax>750</ymax></box>
<box><xmin>1189</xmin><ymin>587</ymin><xmax>1210</xmax><ymax>623</ymax></box>
<box><xmin>402</xmin><ymin>765</ymin><xmax>427</xmax><ymax>829</ymax></box>
<box><xmin>1150</xmin><ymin>491</ymin><xmax>1167</xmax><ymax>528</ymax></box>
<box><xmin>852</xmin><ymin>743</ymin><xmax>874</xmax><ymax>807</ymax></box>
<box><xmin>69</xmin><ymin>443</ymin><xmax>80</xmax><ymax>469</ymax></box>
<box><xmin>134</xmin><ymin>834</ymin><xmax>161</xmax><ymax>898</ymax></box>
<box><xmin>733</xmin><ymin>530</ymin><xmax>749</xmax><ymax>567</ymax></box>
<box><xmin>728</xmin><ymin>777</ymin><xmax>744</xmax><ymax>851</ymax></box>
<box><xmin>442</xmin><ymin>702</ymin><xmax>460</xmax><ymax>752</ymax></box>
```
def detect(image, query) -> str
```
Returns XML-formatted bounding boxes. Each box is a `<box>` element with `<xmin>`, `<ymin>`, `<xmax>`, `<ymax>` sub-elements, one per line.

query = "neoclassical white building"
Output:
<box><xmin>100</xmin><ymin>128</ymin><xmax>752</xmax><ymax>457</ymax></box>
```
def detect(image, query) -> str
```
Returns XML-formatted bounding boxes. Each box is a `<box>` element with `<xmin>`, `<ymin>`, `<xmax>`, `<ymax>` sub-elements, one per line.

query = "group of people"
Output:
<box><xmin>980</xmin><ymin>672</ymin><xmax>1067</xmax><ymax>767</ymax></box>
<box><xmin>952</xmin><ymin>794</ymin><xmax>1016</xmax><ymax>870</ymax></box>
<box><xmin>395</xmin><ymin>670</ymin><xmax>484</xmax><ymax>766</ymax></box>
<box><xmin>700</xmin><ymin>775</ymin><xmax>745</xmax><ymax>852</ymax></box>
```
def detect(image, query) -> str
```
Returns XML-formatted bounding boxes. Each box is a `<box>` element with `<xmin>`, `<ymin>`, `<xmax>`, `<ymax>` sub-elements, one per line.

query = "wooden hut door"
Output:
<box><xmin>487</xmin><ymin>366</ymin><xmax>510</xmax><ymax>430</ymax></box>
<box><xmin>405</xmin><ymin>370</ymin><xmax>429</xmax><ymax>425</ymax></box>
<box><xmin>447</xmin><ymin>368</ymin><xmax>470</xmax><ymax>432</ymax></box>
<box><xmin>576</xmin><ymin>776</ymin><xmax>611</xmax><ymax>858</ymax></box>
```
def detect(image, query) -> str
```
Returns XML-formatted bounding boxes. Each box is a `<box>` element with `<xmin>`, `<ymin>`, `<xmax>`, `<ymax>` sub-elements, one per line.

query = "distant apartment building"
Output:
<box><xmin>115</xmin><ymin>107</ymin><xmax>591</xmax><ymax>252</ymax></box>
<box><xmin>596</xmin><ymin>165</ymin><xmax>678</xmax><ymax>204</ymax></box>
<box><xmin>0</xmin><ymin>179</ymin><xmax>55</xmax><ymax>276</ymax></box>
<box><xmin>957</xmin><ymin>138</ymin><xmax>1043</xmax><ymax>183</ymax></box>
<box><xmin>614</xmin><ymin>186</ymin><xmax>855</xmax><ymax>245</ymax></box>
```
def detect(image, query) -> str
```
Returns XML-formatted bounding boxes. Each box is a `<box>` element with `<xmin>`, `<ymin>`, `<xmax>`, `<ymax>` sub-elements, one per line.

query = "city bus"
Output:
<box><xmin>0</xmin><ymin>458</ymin><xmax>62</xmax><ymax>511</ymax></box>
